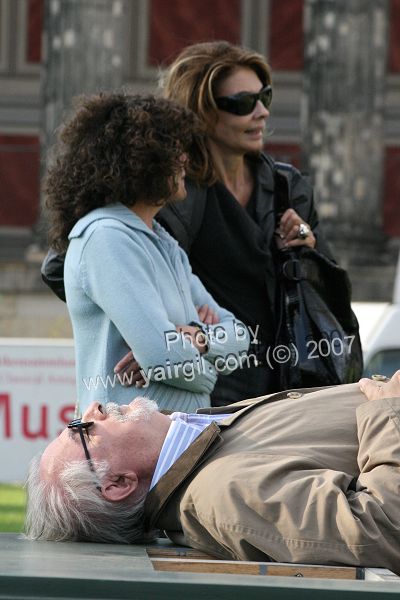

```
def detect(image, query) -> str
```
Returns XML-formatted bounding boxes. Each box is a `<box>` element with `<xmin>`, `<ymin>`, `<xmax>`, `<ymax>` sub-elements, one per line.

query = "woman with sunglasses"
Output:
<box><xmin>144</xmin><ymin>40</ymin><xmax>335</xmax><ymax>406</ymax></box>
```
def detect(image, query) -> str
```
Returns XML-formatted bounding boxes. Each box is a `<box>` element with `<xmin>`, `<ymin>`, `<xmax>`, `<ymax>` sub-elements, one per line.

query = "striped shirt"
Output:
<box><xmin>149</xmin><ymin>411</ymin><xmax>229</xmax><ymax>490</ymax></box>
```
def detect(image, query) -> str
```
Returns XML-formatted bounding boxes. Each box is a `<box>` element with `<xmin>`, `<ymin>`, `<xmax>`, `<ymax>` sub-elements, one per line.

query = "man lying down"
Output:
<box><xmin>25</xmin><ymin>372</ymin><xmax>400</xmax><ymax>574</ymax></box>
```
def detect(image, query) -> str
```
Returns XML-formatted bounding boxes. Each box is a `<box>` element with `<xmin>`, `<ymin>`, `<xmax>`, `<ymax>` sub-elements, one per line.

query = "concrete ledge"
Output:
<box><xmin>1</xmin><ymin>534</ymin><xmax>399</xmax><ymax>600</ymax></box>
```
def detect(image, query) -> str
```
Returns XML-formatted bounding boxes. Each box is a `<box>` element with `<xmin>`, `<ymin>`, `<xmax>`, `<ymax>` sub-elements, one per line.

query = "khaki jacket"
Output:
<box><xmin>144</xmin><ymin>385</ymin><xmax>400</xmax><ymax>572</ymax></box>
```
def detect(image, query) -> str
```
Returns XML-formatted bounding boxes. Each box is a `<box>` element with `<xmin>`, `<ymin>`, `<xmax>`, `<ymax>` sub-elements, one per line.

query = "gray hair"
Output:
<box><xmin>24</xmin><ymin>454</ymin><xmax>157</xmax><ymax>544</ymax></box>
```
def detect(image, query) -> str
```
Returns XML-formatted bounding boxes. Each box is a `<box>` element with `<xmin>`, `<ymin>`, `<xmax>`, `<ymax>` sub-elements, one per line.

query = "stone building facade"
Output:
<box><xmin>1</xmin><ymin>0</ymin><xmax>400</xmax><ymax>336</ymax></box>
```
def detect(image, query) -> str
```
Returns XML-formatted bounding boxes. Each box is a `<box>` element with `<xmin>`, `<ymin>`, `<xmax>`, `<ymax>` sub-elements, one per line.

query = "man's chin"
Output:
<box><xmin>129</xmin><ymin>397</ymin><xmax>159</xmax><ymax>421</ymax></box>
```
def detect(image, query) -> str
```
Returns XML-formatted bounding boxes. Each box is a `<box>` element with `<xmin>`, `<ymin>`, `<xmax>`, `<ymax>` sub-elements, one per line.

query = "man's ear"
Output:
<box><xmin>101</xmin><ymin>472</ymin><xmax>138</xmax><ymax>502</ymax></box>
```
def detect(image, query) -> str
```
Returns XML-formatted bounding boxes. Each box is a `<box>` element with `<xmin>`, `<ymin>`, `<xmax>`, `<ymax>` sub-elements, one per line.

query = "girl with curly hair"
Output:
<box><xmin>45</xmin><ymin>92</ymin><xmax>249</xmax><ymax>412</ymax></box>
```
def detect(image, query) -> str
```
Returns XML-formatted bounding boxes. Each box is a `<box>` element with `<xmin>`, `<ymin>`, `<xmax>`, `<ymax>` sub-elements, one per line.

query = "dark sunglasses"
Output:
<box><xmin>215</xmin><ymin>85</ymin><xmax>272</xmax><ymax>116</ymax></box>
<box><xmin>68</xmin><ymin>419</ymin><xmax>101</xmax><ymax>490</ymax></box>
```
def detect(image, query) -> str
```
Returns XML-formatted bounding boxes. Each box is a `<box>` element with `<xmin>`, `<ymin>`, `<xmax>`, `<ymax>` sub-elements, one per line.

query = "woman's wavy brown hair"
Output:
<box><xmin>45</xmin><ymin>92</ymin><xmax>202</xmax><ymax>252</ymax></box>
<box><xmin>160</xmin><ymin>41</ymin><xmax>272</xmax><ymax>184</ymax></box>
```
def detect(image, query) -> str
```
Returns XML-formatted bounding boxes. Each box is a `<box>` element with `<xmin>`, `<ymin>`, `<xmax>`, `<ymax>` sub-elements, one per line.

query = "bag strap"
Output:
<box><xmin>273</xmin><ymin>162</ymin><xmax>302</xmax><ymax>313</ymax></box>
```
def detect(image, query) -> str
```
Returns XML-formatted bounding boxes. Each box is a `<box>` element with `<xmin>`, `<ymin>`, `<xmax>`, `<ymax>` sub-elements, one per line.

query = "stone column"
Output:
<box><xmin>301</xmin><ymin>0</ymin><xmax>389</xmax><ymax>288</ymax></box>
<box><xmin>31</xmin><ymin>0</ymin><xmax>129</xmax><ymax>251</ymax></box>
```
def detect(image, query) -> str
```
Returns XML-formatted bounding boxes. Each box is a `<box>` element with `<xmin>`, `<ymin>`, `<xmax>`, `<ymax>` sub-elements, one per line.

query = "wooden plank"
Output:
<box><xmin>147</xmin><ymin>545</ymin><xmax>216</xmax><ymax>559</ymax></box>
<box><xmin>147</xmin><ymin>541</ymin><xmax>399</xmax><ymax>581</ymax></box>
<box><xmin>151</xmin><ymin>558</ymin><xmax>359</xmax><ymax>579</ymax></box>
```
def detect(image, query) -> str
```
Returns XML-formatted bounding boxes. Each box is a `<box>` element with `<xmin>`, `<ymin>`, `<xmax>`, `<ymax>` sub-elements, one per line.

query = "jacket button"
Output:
<box><xmin>287</xmin><ymin>391</ymin><xmax>302</xmax><ymax>399</ymax></box>
<box><xmin>371</xmin><ymin>374</ymin><xmax>389</xmax><ymax>382</ymax></box>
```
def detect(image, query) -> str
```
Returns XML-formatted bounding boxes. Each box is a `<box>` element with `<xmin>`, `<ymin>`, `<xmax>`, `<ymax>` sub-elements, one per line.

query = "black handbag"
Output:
<box><xmin>273</xmin><ymin>166</ymin><xmax>363</xmax><ymax>389</ymax></box>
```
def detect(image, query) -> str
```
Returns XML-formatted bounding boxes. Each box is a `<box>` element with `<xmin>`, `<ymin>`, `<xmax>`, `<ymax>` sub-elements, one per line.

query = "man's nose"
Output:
<box><xmin>82</xmin><ymin>402</ymin><xmax>106</xmax><ymax>422</ymax></box>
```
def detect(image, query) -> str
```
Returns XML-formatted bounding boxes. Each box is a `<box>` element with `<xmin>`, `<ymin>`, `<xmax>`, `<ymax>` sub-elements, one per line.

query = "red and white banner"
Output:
<box><xmin>0</xmin><ymin>339</ymin><xmax>76</xmax><ymax>483</ymax></box>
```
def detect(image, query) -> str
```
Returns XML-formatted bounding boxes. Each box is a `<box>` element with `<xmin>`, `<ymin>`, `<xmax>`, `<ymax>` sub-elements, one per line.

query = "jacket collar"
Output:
<box><xmin>255</xmin><ymin>153</ymin><xmax>275</xmax><ymax>192</ymax></box>
<box><xmin>144</xmin><ymin>389</ymin><xmax>327</xmax><ymax>531</ymax></box>
<box><xmin>68</xmin><ymin>202</ymin><xmax>170</xmax><ymax>242</ymax></box>
<box><xmin>251</xmin><ymin>153</ymin><xmax>275</xmax><ymax>230</ymax></box>
<box><xmin>144</xmin><ymin>421</ymin><xmax>223</xmax><ymax>531</ymax></box>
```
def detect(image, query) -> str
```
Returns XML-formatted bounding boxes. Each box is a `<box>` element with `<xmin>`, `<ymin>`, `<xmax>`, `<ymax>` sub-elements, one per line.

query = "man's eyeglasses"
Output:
<box><xmin>67</xmin><ymin>419</ymin><xmax>101</xmax><ymax>490</ymax></box>
<box><xmin>214</xmin><ymin>85</ymin><xmax>272</xmax><ymax>116</ymax></box>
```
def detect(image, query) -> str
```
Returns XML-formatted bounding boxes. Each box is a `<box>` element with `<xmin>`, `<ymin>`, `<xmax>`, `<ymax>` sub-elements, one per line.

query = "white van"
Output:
<box><xmin>352</xmin><ymin>302</ymin><xmax>400</xmax><ymax>378</ymax></box>
<box><xmin>352</xmin><ymin>254</ymin><xmax>400</xmax><ymax>378</ymax></box>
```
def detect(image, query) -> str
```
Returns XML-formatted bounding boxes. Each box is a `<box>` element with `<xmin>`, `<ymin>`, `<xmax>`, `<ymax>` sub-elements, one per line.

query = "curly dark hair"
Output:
<box><xmin>45</xmin><ymin>92</ymin><xmax>203</xmax><ymax>252</ymax></box>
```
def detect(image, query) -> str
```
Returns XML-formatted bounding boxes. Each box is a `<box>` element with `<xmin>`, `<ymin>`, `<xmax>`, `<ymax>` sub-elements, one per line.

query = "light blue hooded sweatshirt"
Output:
<box><xmin>65</xmin><ymin>203</ymin><xmax>250</xmax><ymax>412</ymax></box>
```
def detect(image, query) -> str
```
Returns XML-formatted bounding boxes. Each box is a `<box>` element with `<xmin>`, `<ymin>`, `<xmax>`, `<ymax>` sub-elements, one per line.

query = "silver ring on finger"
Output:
<box><xmin>297</xmin><ymin>223</ymin><xmax>310</xmax><ymax>239</ymax></box>
<box><xmin>371</xmin><ymin>374</ymin><xmax>390</xmax><ymax>382</ymax></box>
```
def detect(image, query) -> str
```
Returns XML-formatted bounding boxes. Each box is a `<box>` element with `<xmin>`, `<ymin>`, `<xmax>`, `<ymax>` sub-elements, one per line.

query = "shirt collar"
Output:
<box><xmin>149</xmin><ymin>412</ymin><xmax>229</xmax><ymax>490</ymax></box>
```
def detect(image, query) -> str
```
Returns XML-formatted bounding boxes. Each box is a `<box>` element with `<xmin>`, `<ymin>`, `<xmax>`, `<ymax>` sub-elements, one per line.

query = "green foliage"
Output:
<box><xmin>0</xmin><ymin>484</ymin><xmax>26</xmax><ymax>533</ymax></box>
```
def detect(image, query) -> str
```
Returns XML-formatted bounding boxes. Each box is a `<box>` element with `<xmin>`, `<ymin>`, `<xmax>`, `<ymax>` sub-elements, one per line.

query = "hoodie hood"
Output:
<box><xmin>68</xmin><ymin>203</ymin><xmax>160</xmax><ymax>240</ymax></box>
